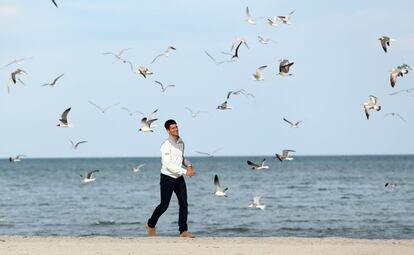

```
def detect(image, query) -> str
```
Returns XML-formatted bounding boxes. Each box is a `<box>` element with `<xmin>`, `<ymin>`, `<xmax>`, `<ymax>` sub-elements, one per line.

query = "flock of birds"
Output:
<box><xmin>3</xmin><ymin>3</ymin><xmax>410</xmax><ymax>210</ymax></box>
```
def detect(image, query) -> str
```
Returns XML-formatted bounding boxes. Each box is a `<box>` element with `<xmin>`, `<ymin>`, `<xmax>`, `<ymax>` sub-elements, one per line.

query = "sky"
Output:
<box><xmin>0</xmin><ymin>0</ymin><xmax>413</xmax><ymax>158</ymax></box>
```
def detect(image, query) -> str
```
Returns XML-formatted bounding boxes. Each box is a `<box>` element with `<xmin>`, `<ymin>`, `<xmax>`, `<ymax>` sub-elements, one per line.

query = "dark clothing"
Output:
<box><xmin>147</xmin><ymin>174</ymin><xmax>188</xmax><ymax>233</ymax></box>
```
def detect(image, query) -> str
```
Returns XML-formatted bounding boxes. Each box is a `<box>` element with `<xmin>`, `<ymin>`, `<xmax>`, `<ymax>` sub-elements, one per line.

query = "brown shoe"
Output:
<box><xmin>144</xmin><ymin>223</ymin><xmax>157</xmax><ymax>237</ymax></box>
<box><xmin>179</xmin><ymin>231</ymin><xmax>195</xmax><ymax>238</ymax></box>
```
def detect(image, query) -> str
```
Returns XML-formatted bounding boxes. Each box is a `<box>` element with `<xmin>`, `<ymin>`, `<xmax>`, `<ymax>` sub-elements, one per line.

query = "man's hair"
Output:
<box><xmin>164</xmin><ymin>119</ymin><xmax>177</xmax><ymax>130</ymax></box>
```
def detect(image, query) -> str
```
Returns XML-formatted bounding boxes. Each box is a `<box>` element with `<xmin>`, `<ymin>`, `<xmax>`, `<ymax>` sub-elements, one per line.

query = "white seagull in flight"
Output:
<box><xmin>283</xmin><ymin>118</ymin><xmax>302</xmax><ymax>128</ymax></box>
<box><xmin>70</xmin><ymin>140</ymin><xmax>88</xmax><ymax>150</ymax></box>
<box><xmin>88</xmin><ymin>101</ymin><xmax>119</xmax><ymax>114</ymax></box>
<box><xmin>154</xmin><ymin>81</ymin><xmax>176</xmax><ymax>92</ymax></box>
<box><xmin>80</xmin><ymin>170</ymin><xmax>99</xmax><ymax>183</ymax></box>
<box><xmin>57</xmin><ymin>107</ymin><xmax>72</xmax><ymax>128</ymax></box>
<box><xmin>252</xmin><ymin>65</ymin><xmax>267</xmax><ymax>81</ymax></box>
<box><xmin>275</xmin><ymin>150</ymin><xmax>295</xmax><ymax>161</ymax></box>
<box><xmin>363</xmin><ymin>95</ymin><xmax>381</xmax><ymax>120</ymax></box>
<box><xmin>151</xmin><ymin>46</ymin><xmax>176</xmax><ymax>64</ymax></box>
<box><xmin>247</xmin><ymin>158</ymin><xmax>269</xmax><ymax>170</ymax></box>
<box><xmin>248</xmin><ymin>196</ymin><xmax>266</xmax><ymax>210</ymax></box>
<box><xmin>185</xmin><ymin>107</ymin><xmax>207</xmax><ymax>118</ymax></box>
<box><xmin>133</xmin><ymin>164</ymin><xmax>146</xmax><ymax>173</ymax></box>
<box><xmin>42</xmin><ymin>74</ymin><xmax>64</xmax><ymax>87</ymax></box>
<box><xmin>214</xmin><ymin>174</ymin><xmax>228</xmax><ymax>197</ymax></box>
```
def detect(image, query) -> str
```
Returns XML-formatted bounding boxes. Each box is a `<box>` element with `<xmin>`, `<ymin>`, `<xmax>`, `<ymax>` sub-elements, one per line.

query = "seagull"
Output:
<box><xmin>384</xmin><ymin>112</ymin><xmax>407</xmax><ymax>123</ymax></box>
<box><xmin>363</xmin><ymin>95</ymin><xmax>381</xmax><ymax>120</ymax></box>
<box><xmin>154</xmin><ymin>81</ymin><xmax>176</xmax><ymax>92</ymax></box>
<box><xmin>247</xmin><ymin>158</ymin><xmax>269</xmax><ymax>170</ymax></box>
<box><xmin>389</xmin><ymin>88</ymin><xmax>414</xmax><ymax>96</ymax></box>
<box><xmin>378</xmin><ymin>36</ymin><xmax>395</xmax><ymax>53</ymax></box>
<box><xmin>258</xmin><ymin>36</ymin><xmax>276</xmax><ymax>45</ymax></box>
<box><xmin>278</xmin><ymin>59</ymin><xmax>294</xmax><ymax>76</ymax></box>
<box><xmin>226</xmin><ymin>89</ymin><xmax>248</xmax><ymax>100</ymax></box>
<box><xmin>120</xmin><ymin>107</ymin><xmax>144</xmax><ymax>117</ymax></box>
<box><xmin>80</xmin><ymin>170</ymin><xmax>99</xmax><ymax>183</ymax></box>
<box><xmin>248</xmin><ymin>196</ymin><xmax>266</xmax><ymax>210</ymax></box>
<box><xmin>222</xmin><ymin>41</ymin><xmax>244</xmax><ymax>59</ymax></box>
<box><xmin>275</xmin><ymin>150</ymin><xmax>295</xmax><ymax>161</ymax></box>
<box><xmin>9</xmin><ymin>155</ymin><xmax>26</xmax><ymax>162</ymax></box>
<box><xmin>138</xmin><ymin>109</ymin><xmax>158</xmax><ymax>132</ymax></box>
<box><xmin>385</xmin><ymin>182</ymin><xmax>397</xmax><ymax>188</ymax></box>
<box><xmin>88</xmin><ymin>101</ymin><xmax>119</xmax><ymax>114</ymax></box>
<box><xmin>70</xmin><ymin>140</ymin><xmax>88</xmax><ymax>150</ymax></box>
<box><xmin>41</xmin><ymin>74</ymin><xmax>64</xmax><ymax>87</ymax></box>
<box><xmin>252</xmin><ymin>65</ymin><xmax>267</xmax><ymax>81</ymax></box>
<box><xmin>216</xmin><ymin>101</ymin><xmax>232</xmax><ymax>110</ymax></box>
<box><xmin>196</xmin><ymin>148</ymin><xmax>222</xmax><ymax>157</ymax></box>
<box><xmin>132</xmin><ymin>164</ymin><xmax>145</xmax><ymax>173</ymax></box>
<box><xmin>11</xmin><ymin>69</ymin><xmax>27</xmax><ymax>84</ymax></box>
<box><xmin>245</xmin><ymin>6</ymin><xmax>256</xmax><ymax>24</ymax></box>
<box><xmin>137</xmin><ymin>66</ymin><xmax>153</xmax><ymax>78</ymax></box>
<box><xmin>185</xmin><ymin>107</ymin><xmax>206</xmax><ymax>118</ymax></box>
<box><xmin>57</xmin><ymin>107</ymin><xmax>72</xmax><ymax>128</ymax></box>
<box><xmin>1</xmin><ymin>57</ymin><xmax>32</xmax><ymax>70</ymax></box>
<box><xmin>277</xmin><ymin>10</ymin><xmax>295</xmax><ymax>25</ymax></box>
<box><xmin>151</xmin><ymin>46</ymin><xmax>176</xmax><ymax>64</ymax></box>
<box><xmin>214</xmin><ymin>174</ymin><xmax>228</xmax><ymax>197</ymax></box>
<box><xmin>283</xmin><ymin>118</ymin><xmax>302</xmax><ymax>128</ymax></box>
<box><xmin>390</xmin><ymin>64</ymin><xmax>411</xmax><ymax>88</ymax></box>
<box><xmin>51</xmin><ymin>0</ymin><xmax>58</xmax><ymax>8</ymax></box>
<box><xmin>230</xmin><ymin>38</ymin><xmax>249</xmax><ymax>52</ymax></box>
<box><xmin>103</xmin><ymin>48</ymin><xmax>134</xmax><ymax>71</ymax></box>
<box><xmin>267</xmin><ymin>17</ymin><xmax>279</xmax><ymax>27</ymax></box>
<box><xmin>204</xmin><ymin>51</ymin><xmax>234</xmax><ymax>65</ymax></box>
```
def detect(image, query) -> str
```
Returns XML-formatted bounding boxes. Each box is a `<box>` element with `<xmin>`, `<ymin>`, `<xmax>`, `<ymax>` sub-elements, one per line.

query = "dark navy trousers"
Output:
<box><xmin>147</xmin><ymin>174</ymin><xmax>188</xmax><ymax>233</ymax></box>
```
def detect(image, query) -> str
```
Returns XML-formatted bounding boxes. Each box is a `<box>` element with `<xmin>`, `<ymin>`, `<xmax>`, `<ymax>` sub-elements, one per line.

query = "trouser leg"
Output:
<box><xmin>174</xmin><ymin>176</ymin><xmax>188</xmax><ymax>233</ymax></box>
<box><xmin>147</xmin><ymin>174</ymin><xmax>174</xmax><ymax>228</ymax></box>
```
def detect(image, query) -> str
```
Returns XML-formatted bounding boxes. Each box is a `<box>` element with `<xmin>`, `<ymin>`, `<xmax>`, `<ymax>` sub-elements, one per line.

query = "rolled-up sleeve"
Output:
<box><xmin>161</xmin><ymin>143</ymin><xmax>187</xmax><ymax>175</ymax></box>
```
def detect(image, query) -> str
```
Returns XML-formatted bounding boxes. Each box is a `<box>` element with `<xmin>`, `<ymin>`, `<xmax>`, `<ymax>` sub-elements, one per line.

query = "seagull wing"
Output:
<box><xmin>52</xmin><ymin>73</ymin><xmax>64</xmax><ymax>85</ymax></box>
<box><xmin>74</xmin><ymin>141</ymin><xmax>88</xmax><ymax>149</ymax></box>
<box><xmin>253</xmin><ymin>196</ymin><xmax>261</xmax><ymax>205</ymax></box>
<box><xmin>283</xmin><ymin>118</ymin><xmax>294</xmax><ymax>125</ymax></box>
<box><xmin>86</xmin><ymin>170</ymin><xmax>99</xmax><ymax>179</ymax></box>
<box><xmin>148</xmin><ymin>109</ymin><xmax>158</xmax><ymax>121</ymax></box>
<box><xmin>51</xmin><ymin>0</ymin><xmax>58</xmax><ymax>8</ymax></box>
<box><xmin>196</xmin><ymin>151</ymin><xmax>211</xmax><ymax>156</ymax></box>
<box><xmin>214</xmin><ymin>174</ymin><xmax>222</xmax><ymax>192</ymax></box>
<box><xmin>60</xmin><ymin>107</ymin><xmax>71</xmax><ymax>124</ymax></box>
<box><xmin>369</xmin><ymin>95</ymin><xmax>377</xmax><ymax>105</ymax></box>
<box><xmin>234</xmin><ymin>41</ymin><xmax>243</xmax><ymax>58</ymax></box>
<box><xmin>88</xmin><ymin>100</ymin><xmax>104</xmax><ymax>113</ymax></box>
<box><xmin>103</xmin><ymin>102</ymin><xmax>120</xmax><ymax>113</ymax></box>
<box><xmin>380</xmin><ymin>38</ymin><xmax>388</xmax><ymax>52</ymax></box>
<box><xmin>151</xmin><ymin>53</ymin><xmax>164</xmax><ymax>64</ymax></box>
<box><xmin>247</xmin><ymin>160</ymin><xmax>260</xmax><ymax>168</ymax></box>
<box><xmin>246</xmin><ymin>6</ymin><xmax>252</xmax><ymax>19</ymax></box>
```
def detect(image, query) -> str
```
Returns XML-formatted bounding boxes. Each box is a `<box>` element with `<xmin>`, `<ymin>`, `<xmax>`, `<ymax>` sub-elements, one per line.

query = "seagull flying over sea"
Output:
<box><xmin>41</xmin><ymin>74</ymin><xmax>64</xmax><ymax>87</ymax></box>
<box><xmin>384</xmin><ymin>112</ymin><xmax>407</xmax><ymax>123</ymax></box>
<box><xmin>363</xmin><ymin>95</ymin><xmax>381</xmax><ymax>120</ymax></box>
<box><xmin>248</xmin><ymin>196</ymin><xmax>266</xmax><ymax>210</ymax></box>
<box><xmin>151</xmin><ymin>46</ymin><xmax>176</xmax><ymax>64</ymax></box>
<box><xmin>57</xmin><ymin>107</ymin><xmax>72</xmax><ymax>128</ymax></box>
<box><xmin>278</xmin><ymin>59</ymin><xmax>294</xmax><ymax>76</ymax></box>
<box><xmin>378</xmin><ymin>36</ymin><xmax>395</xmax><ymax>53</ymax></box>
<box><xmin>390</xmin><ymin>64</ymin><xmax>411</xmax><ymax>88</ymax></box>
<box><xmin>80</xmin><ymin>170</ymin><xmax>99</xmax><ymax>183</ymax></box>
<box><xmin>245</xmin><ymin>6</ymin><xmax>256</xmax><ymax>24</ymax></box>
<box><xmin>185</xmin><ymin>107</ymin><xmax>207</xmax><ymax>118</ymax></box>
<box><xmin>385</xmin><ymin>182</ymin><xmax>397</xmax><ymax>188</ymax></box>
<box><xmin>252</xmin><ymin>65</ymin><xmax>267</xmax><ymax>81</ymax></box>
<box><xmin>247</xmin><ymin>158</ymin><xmax>269</xmax><ymax>170</ymax></box>
<box><xmin>196</xmin><ymin>148</ymin><xmax>222</xmax><ymax>157</ymax></box>
<box><xmin>214</xmin><ymin>174</ymin><xmax>228</xmax><ymax>197</ymax></box>
<box><xmin>120</xmin><ymin>107</ymin><xmax>144</xmax><ymax>117</ymax></box>
<box><xmin>70</xmin><ymin>140</ymin><xmax>88</xmax><ymax>150</ymax></box>
<box><xmin>9</xmin><ymin>155</ymin><xmax>26</xmax><ymax>162</ymax></box>
<box><xmin>88</xmin><ymin>101</ymin><xmax>119</xmax><ymax>114</ymax></box>
<box><xmin>133</xmin><ymin>164</ymin><xmax>145</xmax><ymax>173</ymax></box>
<box><xmin>154</xmin><ymin>81</ymin><xmax>176</xmax><ymax>92</ymax></box>
<box><xmin>216</xmin><ymin>101</ymin><xmax>232</xmax><ymax>110</ymax></box>
<box><xmin>277</xmin><ymin>10</ymin><xmax>295</xmax><ymax>25</ymax></box>
<box><xmin>275</xmin><ymin>150</ymin><xmax>295</xmax><ymax>161</ymax></box>
<box><xmin>137</xmin><ymin>66</ymin><xmax>153</xmax><ymax>78</ymax></box>
<box><xmin>283</xmin><ymin>118</ymin><xmax>302</xmax><ymax>128</ymax></box>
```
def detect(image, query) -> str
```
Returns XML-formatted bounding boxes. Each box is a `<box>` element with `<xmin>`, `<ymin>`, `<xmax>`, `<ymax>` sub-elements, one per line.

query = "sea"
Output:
<box><xmin>0</xmin><ymin>155</ymin><xmax>413</xmax><ymax>239</ymax></box>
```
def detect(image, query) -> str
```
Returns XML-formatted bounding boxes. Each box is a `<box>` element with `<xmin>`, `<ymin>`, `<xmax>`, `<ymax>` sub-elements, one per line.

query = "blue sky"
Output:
<box><xmin>0</xmin><ymin>0</ymin><xmax>413</xmax><ymax>158</ymax></box>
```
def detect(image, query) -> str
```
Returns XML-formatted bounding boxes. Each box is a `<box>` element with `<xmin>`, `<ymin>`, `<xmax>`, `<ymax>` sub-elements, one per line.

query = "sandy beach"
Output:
<box><xmin>0</xmin><ymin>236</ymin><xmax>413</xmax><ymax>255</ymax></box>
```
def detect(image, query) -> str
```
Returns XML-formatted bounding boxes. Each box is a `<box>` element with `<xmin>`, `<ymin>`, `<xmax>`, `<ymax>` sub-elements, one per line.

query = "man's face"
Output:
<box><xmin>167</xmin><ymin>123</ymin><xmax>179</xmax><ymax>137</ymax></box>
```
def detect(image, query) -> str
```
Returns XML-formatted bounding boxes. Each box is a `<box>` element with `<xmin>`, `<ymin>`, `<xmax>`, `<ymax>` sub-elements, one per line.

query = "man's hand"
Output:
<box><xmin>186</xmin><ymin>165</ymin><xmax>195</xmax><ymax>177</ymax></box>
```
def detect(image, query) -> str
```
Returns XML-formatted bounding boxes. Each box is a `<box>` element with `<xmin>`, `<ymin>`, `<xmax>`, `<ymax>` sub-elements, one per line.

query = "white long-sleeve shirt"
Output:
<box><xmin>160</xmin><ymin>136</ymin><xmax>192</xmax><ymax>179</ymax></box>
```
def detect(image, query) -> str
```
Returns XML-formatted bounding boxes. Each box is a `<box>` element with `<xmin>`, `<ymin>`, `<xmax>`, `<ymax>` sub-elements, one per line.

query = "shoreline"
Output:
<box><xmin>1</xmin><ymin>236</ymin><xmax>413</xmax><ymax>255</ymax></box>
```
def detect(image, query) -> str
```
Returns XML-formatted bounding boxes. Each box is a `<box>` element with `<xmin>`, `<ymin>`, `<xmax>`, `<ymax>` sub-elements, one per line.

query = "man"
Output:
<box><xmin>145</xmin><ymin>119</ymin><xmax>196</xmax><ymax>238</ymax></box>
